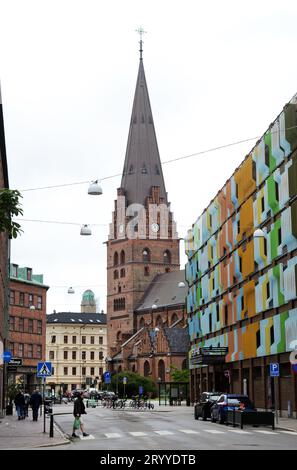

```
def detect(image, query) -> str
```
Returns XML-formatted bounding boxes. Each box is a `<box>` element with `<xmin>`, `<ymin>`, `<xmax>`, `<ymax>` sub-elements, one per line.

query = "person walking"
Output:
<box><xmin>24</xmin><ymin>393</ymin><xmax>30</xmax><ymax>418</ymax></box>
<box><xmin>72</xmin><ymin>392</ymin><xmax>89</xmax><ymax>438</ymax></box>
<box><xmin>14</xmin><ymin>391</ymin><xmax>25</xmax><ymax>420</ymax></box>
<box><xmin>30</xmin><ymin>389</ymin><xmax>42</xmax><ymax>421</ymax></box>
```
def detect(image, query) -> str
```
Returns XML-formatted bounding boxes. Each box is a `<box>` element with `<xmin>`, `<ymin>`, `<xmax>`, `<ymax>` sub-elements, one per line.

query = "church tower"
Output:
<box><xmin>107</xmin><ymin>36</ymin><xmax>180</xmax><ymax>357</ymax></box>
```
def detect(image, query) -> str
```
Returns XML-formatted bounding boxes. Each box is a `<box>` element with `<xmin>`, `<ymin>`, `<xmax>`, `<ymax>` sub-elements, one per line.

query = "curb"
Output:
<box><xmin>276</xmin><ymin>426</ymin><xmax>297</xmax><ymax>433</ymax></box>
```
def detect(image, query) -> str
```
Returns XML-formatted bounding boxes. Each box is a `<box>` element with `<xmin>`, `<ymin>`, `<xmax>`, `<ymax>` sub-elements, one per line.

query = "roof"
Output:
<box><xmin>46</xmin><ymin>312</ymin><xmax>107</xmax><ymax>325</ymax></box>
<box><xmin>120</xmin><ymin>59</ymin><xmax>167</xmax><ymax>206</ymax></box>
<box><xmin>136</xmin><ymin>270</ymin><xmax>186</xmax><ymax>311</ymax></box>
<box><xmin>10</xmin><ymin>265</ymin><xmax>49</xmax><ymax>289</ymax></box>
<box><xmin>163</xmin><ymin>328</ymin><xmax>189</xmax><ymax>354</ymax></box>
<box><xmin>0</xmin><ymin>82</ymin><xmax>9</xmax><ymax>188</ymax></box>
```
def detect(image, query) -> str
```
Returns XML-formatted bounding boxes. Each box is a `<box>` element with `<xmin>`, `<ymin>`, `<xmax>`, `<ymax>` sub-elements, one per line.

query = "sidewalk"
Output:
<box><xmin>276</xmin><ymin>416</ymin><xmax>297</xmax><ymax>433</ymax></box>
<box><xmin>0</xmin><ymin>412</ymin><xmax>70</xmax><ymax>449</ymax></box>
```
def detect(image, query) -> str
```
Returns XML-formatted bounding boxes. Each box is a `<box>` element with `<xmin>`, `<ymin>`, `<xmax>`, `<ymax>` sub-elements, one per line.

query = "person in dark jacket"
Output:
<box><xmin>14</xmin><ymin>391</ymin><xmax>25</xmax><ymax>420</ymax></box>
<box><xmin>72</xmin><ymin>392</ymin><xmax>89</xmax><ymax>438</ymax></box>
<box><xmin>29</xmin><ymin>389</ymin><xmax>42</xmax><ymax>421</ymax></box>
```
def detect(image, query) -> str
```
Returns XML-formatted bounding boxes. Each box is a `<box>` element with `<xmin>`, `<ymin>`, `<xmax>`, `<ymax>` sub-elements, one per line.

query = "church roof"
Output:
<box><xmin>163</xmin><ymin>328</ymin><xmax>189</xmax><ymax>354</ymax></box>
<box><xmin>136</xmin><ymin>270</ymin><xmax>186</xmax><ymax>311</ymax></box>
<box><xmin>120</xmin><ymin>58</ymin><xmax>167</xmax><ymax>206</ymax></box>
<box><xmin>46</xmin><ymin>312</ymin><xmax>107</xmax><ymax>325</ymax></box>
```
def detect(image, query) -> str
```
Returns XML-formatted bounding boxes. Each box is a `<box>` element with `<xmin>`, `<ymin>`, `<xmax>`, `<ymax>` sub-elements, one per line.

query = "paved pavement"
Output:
<box><xmin>52</xmin><ymin>403</ymin><xmax>297</xmax><ymax>450</ymax></box>
<box><xmin>0</xmin><ymin>408</ymin><xmax>70</xmax><ymax>449</ymax></box>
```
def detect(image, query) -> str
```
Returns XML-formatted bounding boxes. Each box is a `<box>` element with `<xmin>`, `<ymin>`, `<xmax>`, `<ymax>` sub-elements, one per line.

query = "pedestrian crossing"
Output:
<box><xmin>96</xmin><ymin>429</ymin><xmax>296</xmax><ymax>439</ymax></box>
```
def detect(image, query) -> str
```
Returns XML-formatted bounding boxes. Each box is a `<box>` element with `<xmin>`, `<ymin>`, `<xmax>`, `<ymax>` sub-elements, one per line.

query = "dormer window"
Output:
<box><xmin>27</xmin><ymin>268</ymin><xmax>32</xmax><ymax>281</ymax></box>
<box><xmin>141</xmin><ymin>164</ymin><xmax>147</xmax><ymax>174</ymax></box>
<box><xmin>128</xmin><ymin>165</ymin><xmax>134</xmax><ymax>175</ymax></box>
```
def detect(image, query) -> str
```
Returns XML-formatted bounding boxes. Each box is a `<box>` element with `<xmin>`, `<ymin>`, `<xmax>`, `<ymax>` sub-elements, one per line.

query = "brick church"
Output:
<box><xmin>106</xmin><ymin>40</ymin><xmax>188</xmax><ymax>382</ymax></box>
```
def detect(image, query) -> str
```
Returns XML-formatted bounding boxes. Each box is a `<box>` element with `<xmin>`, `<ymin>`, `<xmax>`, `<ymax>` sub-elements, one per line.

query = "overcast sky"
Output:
<box><xmin>1</xmin><ymin>0</ymin><xmax>297</xmax><ymax>314</ymax></box>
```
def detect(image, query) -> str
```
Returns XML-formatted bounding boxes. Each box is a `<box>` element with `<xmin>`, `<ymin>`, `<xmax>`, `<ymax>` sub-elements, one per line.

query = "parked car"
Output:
<box><xmin>210</xmin><ymin>394</ymin><xmax>255</xmax><ymax>424</ymax></box>
<box><xmin>194</xmin><ymin>392</ymin><xmax>221</xmax><ymax>421</ymax></box>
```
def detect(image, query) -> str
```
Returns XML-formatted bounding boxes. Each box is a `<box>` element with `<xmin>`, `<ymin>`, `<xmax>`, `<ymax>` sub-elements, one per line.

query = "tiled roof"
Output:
<box><xmin>164</xmin><ymin>327</ymin><xmax>189</xmax><ymax>353</ymax></box>
<box><xmin>46</xmin><ymin>312</ymin><xmax>107</xmax><ymax>325</ymax></box>
<box><xmin>136</xmin><ymin>270</ymin><xmax>186</xmax><ymax>311</ymax></box>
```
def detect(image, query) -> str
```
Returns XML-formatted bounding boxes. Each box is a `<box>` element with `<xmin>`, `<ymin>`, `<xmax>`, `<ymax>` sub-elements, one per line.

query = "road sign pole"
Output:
<box><xmin>43</xmin><ymin>378</ymin><xmax>46</xmax><ymax>433</ymax></box>
<box><xmin>275</xmin><ymin>377</ymin><xmax>279</xmax><ymax>425</ymax></box>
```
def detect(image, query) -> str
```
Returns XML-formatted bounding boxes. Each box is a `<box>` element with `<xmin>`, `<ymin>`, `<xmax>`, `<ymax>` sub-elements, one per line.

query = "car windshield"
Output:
<box><xmin>210</xmin><ymin>395</ymin><xmax>221</xmax><ymax>401</ymax></box>
<box><xmin>227</xmin><ymin>398</ymin><xmax>252</xmax><ymax>406</ymax></box>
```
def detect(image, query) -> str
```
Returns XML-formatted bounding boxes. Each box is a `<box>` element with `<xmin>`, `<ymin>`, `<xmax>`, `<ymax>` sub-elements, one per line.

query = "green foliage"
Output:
<box><xmin>169</xmin><ymin>365</ymin><xmax>189</xmax><ymax>383</ymax></box>
<box><xmin>108</xmin><ymin>371</ymin><xmax>157</xmax><ymax>398</ymax></box>
<box><xmin>7</xmin><ymin>382</ymin><xmax>24</xmax><ymax>403</ymax></box>
<box><xmin>0</xmin><ymin>189</ymin><xmax>23</xmax><ymax>238</ymax></box>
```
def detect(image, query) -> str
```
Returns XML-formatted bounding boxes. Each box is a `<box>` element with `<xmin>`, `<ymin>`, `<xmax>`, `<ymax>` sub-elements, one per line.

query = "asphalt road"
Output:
<box><xmin>52</xmin><ymin>403</ymin><xmax>297</xmax><ymax>450</ymax></box>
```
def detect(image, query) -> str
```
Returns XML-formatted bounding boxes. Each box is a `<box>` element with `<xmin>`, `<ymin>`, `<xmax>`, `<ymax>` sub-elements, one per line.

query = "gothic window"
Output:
<box><xmin>114</xmin><ymin>270</ymin><xmax>119</xmax><ymax>280</ymax></box>
<box><xmin>156</xmin><ymin>315</ymin><xmax>162</xmax><ymax>327</ymax></box>
<box><xmin>139</xmin><ymin>317</ymin><xmax>145</xmax><ymax>328</ymax></box>
<box><xmin>120</xmin><ymin>250</ymin><xmax>125</xmax><ymax>264</ymax></box>
<box><xmin>120</xmin><ymin>268</ymin><xmax>125</xmax><ymax>278</ymax></box>
<box><xmin>163</xmin><ymin>250</ymin><xmax>171</xmax><ymax>264</ymax></box>
<box><xmin>114</xmin><ymin>252</ymin><xmax>119</xmax><ymax>266</ymax></box>
<box><xmin>144</xmin><ymin>360</ymin><xmax>150</xmax><ymax>377</ymax></box>
<box><xmin>142</xmin><ymin>248</ymin><xmax>151</xmax><ymax>263</ymax></box>
<box><xmin>144</xmin><ymin>266</ymin><xmax>150</xmax><ymax>276</ymax></box>
<box><xmin>158</xmin><ymin>360</ymin><xmax>165</xmax><ymax>382</ymax></box>
<box><xmin>113</xmin><ymin>297</ymin><xmax>126</xmax><ymax>311</ymax></box>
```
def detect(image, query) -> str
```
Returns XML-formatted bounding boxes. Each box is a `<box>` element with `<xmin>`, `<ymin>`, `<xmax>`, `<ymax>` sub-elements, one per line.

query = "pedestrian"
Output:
<box><xmin>24</xmin><ymin>393</ymin><xmax>30</xmax><ymax>418</ymax></box>
<box><xmin>72</xmin><ymin>391</ymin><xmax>89</xmax><ymax>438</ymax></box>
<box><xmin>29</xmin><ymin>389</ymin><xmax>42</xmax><ymax>421</ymax></box>
<box><xmin>14</xmin><ymin>390</ymin><xmax>25</xmax><ymax>420</ymax></box>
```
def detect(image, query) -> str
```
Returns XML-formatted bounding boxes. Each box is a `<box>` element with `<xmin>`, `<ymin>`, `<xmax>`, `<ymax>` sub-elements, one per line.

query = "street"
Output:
<box><xmin>53</xmin><ymin>404</ymin><xmax>297</xmax><ymax>450</ymax></box>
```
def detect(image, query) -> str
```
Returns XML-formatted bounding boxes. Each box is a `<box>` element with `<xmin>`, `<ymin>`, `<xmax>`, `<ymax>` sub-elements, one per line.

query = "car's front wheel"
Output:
<box><xmin>202</xmin><ymin>409</ymin><xmax>207</xmax><ymax>421</ymax></box>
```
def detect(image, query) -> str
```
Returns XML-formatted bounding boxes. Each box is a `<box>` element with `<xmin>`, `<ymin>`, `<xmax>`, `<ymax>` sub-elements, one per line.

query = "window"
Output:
<box><xmin>49</xmin><ymin>351</ymin><xmax>55</xmax><ymax>360</ymax></box>
<box><xmin>114</xmin><ymin>252</ymin><xmax>119</xmax><ymax>266</ymax></box>
<box><xmin>90</xmin><ymin>351</ymin><xmax>95</xmax><ymax>360</ymax></box>
<box><xmin>91</xmin><ymin>336</ymin><xmax>95</xmax><ymax>345</ymax></box>
<box><xmin>37</xmin><ymin>296</ymin><xmax>42</xmax><ymax>310</ymax></box>
<box><xmin>28</xmin><ymin>294</ymin><xmax>34</xmax><ymax>307</ymax></box>
<box><xmin>99</xmin><ymin>367</ymin><xmax>103</xmax><ymax>376</ymax></box>
<box><xmin>9</xmin><ymin>316</ymin><xmax>15</xmax><ymax>331</ymax></box>
<box><xmin>37</xmin><ymin>321</ymin><xmax>42</xmax><ymax>335</ymax></box>
<box><xmin>261</xmin><ymin>197</ymin><xmax>265</xmax><ymax>213</ymax></box>
<box><xmin>52</xmin><ymin>367</ymin><xmax>55</xmax><ymax>375</ymax></box>
<box><xmin>37</xmin><ymin>345</ymin><xmax>42</xmax><ymax>359</ymax></box>
<box><xmin>82</xmin><ymin>336</ymin><xmax>86</xmax><ymax>344</ymax></box>
<box><xmin>19</xmin><ymin>318</ymin><xmax>24</xmax><ymax>332</ymax></box>
<box><xmin>256</xmin><ymin>329</ymin><xmax>261</xmax><ymax>349</ymax></box>
<box><xmin>266</xmin><ymin>282</ymin><xmax>270</xmax><ymax>299</ymax></box>
<box><xmin>163</xmin><ymin>250</ymin><xmax>171</xmax><ymax>264</ymax></box>
<box><xmin>19</xmin><ymin>292</ymin><xmax>25</xmax><ymax>306</ymax></box>
<box><xmin>114</xmin><ymin>298</ymin><xmax>126</xmax><ymax>311</ymax></box>
<box><xmin>51</xmin><ymin>335</ymin><xmax>56</xmax><ymax>344</ymax></box>
<box><xmin>19</xmin><ymin>343</ymin><xmax>24</xmax><ymax>357</ymax></box>
<box><xmin>142</xmin><ymin>248</ymin><xmax>150</xmax><ymax>263</ymax></box>
<box><xmin>114</xmin><ymin>270</ymin><xmax>119</xmax><ymax>280</ymax></box>
<box><xmin>263</xmin><ymin>237</ymin><xmax>267</xmax><ymax>256</ymax></box>
<box><xmin>99</xmin><ymin>336</ymin><xmax>103</xmax><ymax>345</ymax></box>
<box><xmin>82</xmin><ymin>367</ymin><xmax>86</xmax><ymax>376</ymax></box>
<box><xmin>239</xmin><ymin>256</ymin><xmax>242</xmax><ymax>273</ymax></box>
<box><xmin>72</xmin><ymin>336</ymin><xmax>77</xmax><ymax>344</ymax></box>
<box><xmin>12</xmin><ymin>264</ymin><xmax>18</xmax><ymax>277</ymax></box>
<box><xmin>209</xmin><ymin>315</ymin><xmax>212</xmax><ymax>333</ymax></box>
<box><xmin>237</xmin><ymin>220</ymin><xmax>240</xmax><ymax>234</ymax></box>
<box><xmin>120</xmin><ymin>250</ymin><xmax>125</xmax><ymax>264</ymax></box>
<box><xmin>72</xmin><ymin>351</ymin><xmax>76</xmax><ymax>360</ymax></box>
<box><xmin>27</xmin><ymin>344</ymin><xmax>33</xmax><ymax>359</ymax></box>
<box><xmin>144</xmin><ymin>266</ymin><xmax>150</xmax><ymax>276</ymax></box>
<box><xmin>9</xmin><ymin>290</ymin><xmax>15</xmax><ymax>305</ymax></box>
<box><xmin>82</xmin><ymin>351</ymin><xmax>86</xmax><ymax>360</ymax></box>
<box><xmin>120</xmin><ymin>268</ymin><xmax>125</xmax><ymax>278</ymax></box>
<box><xmin>64</xmin><ymin>351</ymin><xmax>68</xmax><ymax>360</ymax></box>
<box><xmin>265</xmin><ymin>144</ymin><xmax>270</xmax><ymax>167</ymax></box>
<box><xmin>275</xmin><ymin>181</ymin><xmax>279</xmax><ymax>201</ymax></box>
<box><xmin>278</xmin><ymin>227</ymin><xmax>282</xmax><ymax>246</ymax></box>
<box><xmin>216</xmin><ymin>304</ymin><xmax>220</xmax><ymax>322</ymax></box>
<box><xmin>28</xmin><ymin>319</ymin><xmax>33</xmax><ymax>333</ymax></box>
<box><xmin>72</xmin><ymin>367</ymin><xmax>77</xmax><ymax>376</ymax></box>
<box><xmin>64</xmin><ymin>367</ymin><xmax>68</xmax><ymax>376</ymax></box>
<box><xmin>64</xmin><ymin>336</ymin><xmax>68</xmax><ymax>344</ymax></box>
<box><xmin>270</xmin><ymin>325</ymin><xmax>275</xmax><ymax>345</ymax></box>
<box><xmin>99</xmin><ymin>351</ymin><xmax>104</xmax><ymax>360</ymax></box>
<box><xmin>241</xmin><ymin>297</ymin><xmax>244</xmax><ymax>311</ymax></box>
<box><xmin>90</xmin><ymin>367</ymin><xmax>95</xmax><ymax>376</ymax></box>
<box><xmin>27</xmin><ymin>268</ymin><xmax>32</xmax><ymax>281</ymax></box>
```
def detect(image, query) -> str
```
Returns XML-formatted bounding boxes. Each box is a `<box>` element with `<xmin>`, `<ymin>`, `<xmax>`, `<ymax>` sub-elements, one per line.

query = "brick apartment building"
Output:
<box><xmin>8</xmin><ymin>264</ymin><xmax>49</xmax><ymax>392</ymax></box>
<box><xmin>106</xmin><ymin>46</ymin><xmax>188</xmax><ymax>380</ymax></box>
<box><xmin>0</xmin><ymin>84</ymin><xmax>10</xmax><ymax>416</ymax></box>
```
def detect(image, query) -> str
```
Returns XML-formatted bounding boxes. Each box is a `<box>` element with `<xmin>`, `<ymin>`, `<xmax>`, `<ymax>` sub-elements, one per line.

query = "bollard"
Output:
<box><xmin>49</xmin><ymin>414</ymin><xmax>54</xmax><ymax>438</ymax></box>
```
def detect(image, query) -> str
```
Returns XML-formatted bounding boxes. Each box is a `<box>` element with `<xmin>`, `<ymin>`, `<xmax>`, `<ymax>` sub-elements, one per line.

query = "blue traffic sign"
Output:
<box><xmin>3</xmin><ymin>351</ymin><xmax>12</xmax><ymax>363</ymax></box>
<box><xmin>270</xmin><ymin>363</ymin><xmax>280</xmax><ymax>377</ymax></box>
<box><xmin>103</xmin><ymin>371</ymin><xmax>111</xmax><ymax>384</ymax></box>
<box><xmin>37</xmin><ymin>362</ymin><xmax>52</xmax><ymax>377</ymax></box>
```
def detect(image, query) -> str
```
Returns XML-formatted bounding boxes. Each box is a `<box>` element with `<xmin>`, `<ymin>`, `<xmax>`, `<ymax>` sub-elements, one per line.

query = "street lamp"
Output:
<box><xmin>67</xmin><ymin>287</ymin><xmax>75</xmax><ymax>294</ymax></box>
<box><xmin>80</xmin><ymin>224</ymin><xmax>92</xmax><ymax>236</ymax></box>
<box><xmin>88</xmin><ymin>180</ymin><xmax>103</xmax><ymax>196</ymax></box>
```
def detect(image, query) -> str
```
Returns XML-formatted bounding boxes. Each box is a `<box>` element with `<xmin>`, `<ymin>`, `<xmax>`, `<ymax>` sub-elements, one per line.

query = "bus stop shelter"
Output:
<box><xmin>158</xmin><ymin>382</ymin><xmax>189</xmax><ymax>406</ymax></box>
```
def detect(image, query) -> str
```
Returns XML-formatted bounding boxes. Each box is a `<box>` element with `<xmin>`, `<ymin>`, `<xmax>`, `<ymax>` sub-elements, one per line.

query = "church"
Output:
<box><xmin>106</xmin><ymin>37</ymin><xmax>188</xmax><ymax>383</ymax></box>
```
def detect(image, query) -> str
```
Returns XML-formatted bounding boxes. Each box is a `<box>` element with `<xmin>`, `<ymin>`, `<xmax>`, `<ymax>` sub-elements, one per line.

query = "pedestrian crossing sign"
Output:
<box><xmin>37</xmin><ymin>362</ymin><xmax>52</xmax><ymax>377</ymax></box>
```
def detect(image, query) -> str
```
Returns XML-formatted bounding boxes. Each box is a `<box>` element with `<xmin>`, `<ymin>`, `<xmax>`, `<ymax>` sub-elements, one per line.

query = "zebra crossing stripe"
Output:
<box><xmin>154</xmin><ymin>430</ymin><xmax>174</xmax><ymax>436</ymax></box>
<box><xmin>203</xmin><ymin>429</ymin><xmax>225</xmax><ymax>434</ymax></box>
<box><xmin>129</xmin><ymin>432</ymin><xmax>148</xmax><ymax>437</ymax></box>
<box><xmin>228</xmin><ymin>429</ymin><xmax>252</xmax><ymax>434</ymax></box>
<box><xmin>104</xmin><ymin>433</ymin><xmax>121</xmax><ymax>438</ymax></box>
<box><xmin>179</xmin><ymin>429</ymin><xmax>200</xmax><ymax>434</ymax></box>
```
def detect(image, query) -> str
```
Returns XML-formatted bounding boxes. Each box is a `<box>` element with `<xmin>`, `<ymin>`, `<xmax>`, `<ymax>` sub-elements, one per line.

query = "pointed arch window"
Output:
<box><xmin>163</xmin><ymin>250</ymin><xmax>171</xmax><ymax>264</ymax></box>
<box><xmin>144</xmin><ymin>360</ymin><xmax>150</xmax><ymax>377</ymax></box>
<box><xmin>120</xmin><ymin>250</ymin><xmax>125</xmax><ymax>265</ymax></box>
<box><xmin>120</xmin><ymin>268</ymin><xmax>125</xmax><ymax>278</ymax></box>
<box><xmin>114</xmin><ymin>270</ymin><xmax>119</xmax><ymax>280</ymax></box>
<box><xmin>142</xmin><ymin>248</ymin><xmax>151</xmax><ymax>263</ymax></box>
<box><xmin>114</xmin><ymin>252</ymin><xmax>119</xmax><ymax>266</ymax></box>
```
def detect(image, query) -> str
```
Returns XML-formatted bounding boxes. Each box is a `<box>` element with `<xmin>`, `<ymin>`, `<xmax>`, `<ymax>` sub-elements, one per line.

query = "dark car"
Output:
<box><xmin>210</xmin><ymin>394</ymin><xmax>255</xmax><ymax>424</ymax></box>
<box><xmin>194</xmin><ymin>392</ymin><xmax>221</xmax><ymax>421</ymax></box>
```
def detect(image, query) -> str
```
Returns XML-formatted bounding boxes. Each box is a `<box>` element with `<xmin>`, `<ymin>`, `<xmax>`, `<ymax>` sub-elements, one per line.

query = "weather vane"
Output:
<box><xmin>135</xmin><ymin>27</ymin><xmax>147</xmax><ymax>60</ymax></box>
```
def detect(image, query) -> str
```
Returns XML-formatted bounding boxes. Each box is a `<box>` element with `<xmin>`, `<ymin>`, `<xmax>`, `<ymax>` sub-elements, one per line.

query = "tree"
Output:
<box><xmin>170</xmin><ymin>365</ymin><xmax>189</xmax><ymax>383</ymax></box>
<box><xmin>0</xmin><ymin>189</ymin><xmax>23</xmax><ymax>238</ymax></box>
<box><xmin>109</xmin><ymin>371</ymin><xmax>157</xmax><ymax>398</ymax></box>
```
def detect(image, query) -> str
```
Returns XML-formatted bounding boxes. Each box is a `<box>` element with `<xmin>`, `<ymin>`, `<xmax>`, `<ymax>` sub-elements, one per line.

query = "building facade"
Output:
<box><xmin>186</xmin><ymin>93</ymin><xmax>297</xmax><ymax>416</ymax></box>
<box><xmin>106</xmin><ymin>45</ymin><xmax>188</xmax><ymax>379</ymax></box>
<box><xmin>8</xmin><ymin>264</ymin><xmax>49</xmax><ymax>391</ymax></box>
<box><xmin>0</xmin><ymin>84</ymin><xmax>10</xmax><ymax>416</ymax></box>
<box><xmin>46</xmin><ymin>291</ymin><xmax>107</xmax><ymax>392</ymax></box>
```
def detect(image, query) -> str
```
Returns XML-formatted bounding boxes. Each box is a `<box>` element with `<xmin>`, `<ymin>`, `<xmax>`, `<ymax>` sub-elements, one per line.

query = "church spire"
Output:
<box><xmin>120</xmin><ymin>34</ymin><xmax>167</xmax><ymax>206</ymax></box>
